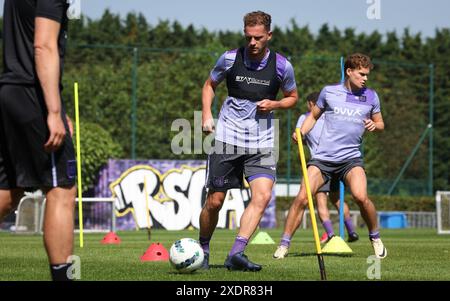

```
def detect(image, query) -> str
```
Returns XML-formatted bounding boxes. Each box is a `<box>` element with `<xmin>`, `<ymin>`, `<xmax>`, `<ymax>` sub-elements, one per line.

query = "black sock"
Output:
<box><xmin>50</xmin><ymin>263</ymin><xmax>73</xmax><ymax>281</ymax></box>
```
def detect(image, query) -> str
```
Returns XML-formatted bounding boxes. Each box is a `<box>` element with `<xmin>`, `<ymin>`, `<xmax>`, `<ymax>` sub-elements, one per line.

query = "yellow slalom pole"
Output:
<box><xmin>74</xmin><ymin>82</ymin><xmax>84</xmax><ymax>248</ymax></box>
<box><xmin>144</xmin><ymin>177</ymin><xmax>152</xmax><ymax>241</ymax></box>
<box><xmin>296</xmin><ymin>128</ymin><xmax>326</xmax><ymax>280</ymax></box>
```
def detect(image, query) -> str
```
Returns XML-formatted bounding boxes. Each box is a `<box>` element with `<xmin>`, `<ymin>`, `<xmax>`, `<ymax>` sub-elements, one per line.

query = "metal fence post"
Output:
<box><xmin>131</xmin><ymin>47</ymin><xmax>139</xmax><ymax>159</ymax></box>
<box><xmin>428</xmin><ymin>64</ymin><xmax>434</xmax><ymax>196</ymax></box>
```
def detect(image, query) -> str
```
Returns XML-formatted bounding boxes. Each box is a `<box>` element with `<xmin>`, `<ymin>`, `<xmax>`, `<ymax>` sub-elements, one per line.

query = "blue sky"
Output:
<box><xmin>1</xmin><ymin>0</ymin><xmax>449</xmax><ymax>38</ymax></box>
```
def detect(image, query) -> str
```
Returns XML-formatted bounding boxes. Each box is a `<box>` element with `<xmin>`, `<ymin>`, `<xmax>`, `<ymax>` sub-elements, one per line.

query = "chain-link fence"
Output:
<box><xmin>61</xmin><ymin>45</ymin><xmax>434</xmax><ymax>196</ymax></box>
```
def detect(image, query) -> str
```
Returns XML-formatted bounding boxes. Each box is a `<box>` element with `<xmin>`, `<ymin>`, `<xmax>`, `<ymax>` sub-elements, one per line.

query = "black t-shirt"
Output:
<box><xmin>0</xmin><ymin>0</ymin><xmax>69</xmax><ymax>85</ymax></box>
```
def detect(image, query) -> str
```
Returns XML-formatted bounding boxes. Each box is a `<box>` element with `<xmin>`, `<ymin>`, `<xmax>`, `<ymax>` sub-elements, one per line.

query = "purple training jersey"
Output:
<box><xmin>314</xmin><ymin>83</ymin><xmax>381</xmax><ymax>162</ymax></box>
<box><xmin>210</xmin><ymin>48</ymin><xmax>297</xmax><ymax>149</ymax></box>
<box><xmin>296</xmin><ymin>112</ymin><xmax>325</xmax><ymax>157</ymax></box>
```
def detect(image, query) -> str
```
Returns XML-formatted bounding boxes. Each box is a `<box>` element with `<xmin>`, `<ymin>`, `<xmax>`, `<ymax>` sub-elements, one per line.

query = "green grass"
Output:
<box><xmin>0</xmin><ymin>228</ymin><xmax>449</xmax><ymax>281</ymax></box>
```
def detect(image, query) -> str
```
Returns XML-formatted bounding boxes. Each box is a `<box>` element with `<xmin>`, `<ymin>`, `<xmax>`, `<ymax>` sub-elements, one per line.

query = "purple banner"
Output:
<box><xmin>94</xmin><ymin>159</ymin><xmax>276</xmax><ymax>230</ymax></box>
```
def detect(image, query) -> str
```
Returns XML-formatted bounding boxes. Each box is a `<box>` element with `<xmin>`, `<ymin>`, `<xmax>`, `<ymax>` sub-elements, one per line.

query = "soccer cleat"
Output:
<box><xmin>347</xmin><ymin>232</ymin><xmax>359</xmax><ymax>243</ymax></box>
<box><xmin>320</xmin><ymin>232</ymin><xmax>329</xmax><ymax>244</ymax></box>
<box><xmin>370</xmin><ymin>238</ymin><xmax>387</xmax><ymax>259</ymax></box>
<box><xmin>327</xmin><ymin>234</ymin><xmax>336</xmax><ymax>243</ymax></box>
<box><xmin>224</xmin><ymin>252</ymin><xmax>262</xmax><ymax>271</ymax></box>
<box><xmin>201</xmin><ymin>252</ymin><xmax>209</xmax><ymax>269</ymax></box>
<box><xmin>273</xmin><ymin>245</ymin><xmax>289</xmax><ymax>259</ymax></box>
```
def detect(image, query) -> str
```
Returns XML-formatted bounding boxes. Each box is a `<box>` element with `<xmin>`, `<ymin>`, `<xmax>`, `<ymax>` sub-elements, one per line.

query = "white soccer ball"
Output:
<box><xmin>169</xmin><ymin>238</ymin><xmax>204</xmax><ymax>273</ymax></box>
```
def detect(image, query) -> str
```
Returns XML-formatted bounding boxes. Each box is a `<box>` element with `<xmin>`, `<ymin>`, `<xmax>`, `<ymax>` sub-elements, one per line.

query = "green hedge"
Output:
<box><xmin>74</xmin><ymin>122</ymin><xmax>123</xmax><ymax>192</ymax></box>
<box><xmin>276</xmin><ymin>195</ymin><xmax>435</xmax><ymax>212</ymax></box>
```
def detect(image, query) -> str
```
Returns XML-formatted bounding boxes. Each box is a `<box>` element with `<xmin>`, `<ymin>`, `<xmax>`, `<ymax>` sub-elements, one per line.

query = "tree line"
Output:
<box><xmin>0</xmin><ymin>10</ymin><xmax>448</xmax><ymax>194</ymax></box>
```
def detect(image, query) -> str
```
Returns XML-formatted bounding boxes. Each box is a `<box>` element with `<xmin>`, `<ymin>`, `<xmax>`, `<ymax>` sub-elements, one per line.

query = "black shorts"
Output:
<box><xmin>308</xmin><ymin>157</ymin><xmax>364</xmax><ymax>191</ymax></box>
<box><xmin>317</xmin><ymin>176</ymin><xmax>340</xmax><ymax>193</ymax></box>
<box><xmin>0</xmin><ymin>84</ymin><xmax>76</xmax><ymax>189</ymax></box>
<box><xmin>206</xmin><ymin>141</ymin><xmax>276</xmax><ymax>191</ymax></box>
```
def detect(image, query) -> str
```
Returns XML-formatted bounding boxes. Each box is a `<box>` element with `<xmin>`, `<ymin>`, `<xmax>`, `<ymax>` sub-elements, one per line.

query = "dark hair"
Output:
<box><xmin>344</xmin><ymin>53</ymin><xmax>374</xmax><ymax>71</ymax></box>
<box><xmin>306</xmin><ymin>92</ymin><xmax>320</xmax><ymax>104</ymax></box>
<box><xmin>243</xmin><ymin>11</ymin><xmax>271</xmax><ymax>31</ymax></box>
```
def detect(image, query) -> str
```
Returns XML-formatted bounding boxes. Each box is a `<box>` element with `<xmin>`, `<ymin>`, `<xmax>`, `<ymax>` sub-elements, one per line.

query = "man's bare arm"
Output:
<box><xmin>34</xmin><ymin>17</ymin><xmax>66</xmax><ymax>152</ymax></box>
<box><xmin>300</xmin><ymin>105</ymin><xmax>323</xmax><ymax>137</ymax></box>
<box><xmin>364</xmin><ymin>112</ymin><xmax>384</xmax><ymax>132</ymax></box>
<box><xmin>256</xmin><ymin>89</ymin><xmax>298</xmax><ymax>113</ymax></box>
<box><xmin>201</xmin><ymin>77</ymin><xmax>218</xmax><ymax>134</ymax></box>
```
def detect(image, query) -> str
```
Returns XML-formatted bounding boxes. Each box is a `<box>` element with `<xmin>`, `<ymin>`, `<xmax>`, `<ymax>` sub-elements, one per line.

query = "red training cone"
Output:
<box><xmin>140</xmin><ymin>242</ymin><xmax>169</xmax><ymax>262</ymax></box>
<box><xmin>101</xmin><ymin>231</ymin><xmax>121</xmax><ymax>244</ymax></box>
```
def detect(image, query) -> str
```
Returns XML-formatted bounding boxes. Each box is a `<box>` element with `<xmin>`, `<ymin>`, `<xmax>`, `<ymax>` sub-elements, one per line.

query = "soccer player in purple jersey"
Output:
<box><xmin>199</xmin><ymin>11</ymin><xmax>298</xmax><ymax>271</ymax></box>
<box><xmin>287</xmin><ymin>54</ymin><xmax>387</xmax><ymax>259</ymax></box>
<box><xmin>273</xmin><ymin>92</ymin><xmax>358</xmax><ymax>259</ymax></box>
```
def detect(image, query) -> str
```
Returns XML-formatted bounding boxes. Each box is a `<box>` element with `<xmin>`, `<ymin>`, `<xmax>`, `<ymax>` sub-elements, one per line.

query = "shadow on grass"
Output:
<box><xmin>288</xmin><ymin>252</ymin><xmax>353</xmax><ymax>258</ymax></box>
<box><xmin>167</xmin><ymin>264</ymin><xmax>227</xmax><ymax>275</ymax></box>
<box><xmin>208</xmin><ymin>264</ymin><xmax>227</xmax><ymax>269</ymax></box>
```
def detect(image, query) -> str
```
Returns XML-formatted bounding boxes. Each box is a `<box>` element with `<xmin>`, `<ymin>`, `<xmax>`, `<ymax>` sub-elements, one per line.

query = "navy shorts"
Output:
<box><xmin>308</xmin><ymin>157</ymin><xmax>364</xmax><ymax>191</ymax></box>
<box><xmin>0</xmin><ymin>84</ymin><xmax>76</xmax><ymax>189</ymax></box>
<box><xmin>206</xmin><ymin>141</ymin><xmax>276</xmax><ymax>191</ymax></box>
<box><xmin>317</xmin><ymin>176</ymin><xmax>340</xmax><ymax>193</ymax></box>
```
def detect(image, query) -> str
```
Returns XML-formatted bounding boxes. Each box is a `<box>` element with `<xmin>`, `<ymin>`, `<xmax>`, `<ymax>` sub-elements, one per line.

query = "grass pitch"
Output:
<box><xmin>0</xmin><ymin>228</ymin><xmax>449</xmax><ymax>281</ymax></box>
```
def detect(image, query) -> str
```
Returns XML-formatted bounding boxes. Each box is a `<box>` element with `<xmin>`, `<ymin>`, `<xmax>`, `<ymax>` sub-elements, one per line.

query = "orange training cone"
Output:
<box><xmin>140</xmin><ymin>242</ymin><xmax>169</xmax><ymax>262</ymax></box>
<box><xmin>101</xmin><ymin>231</ymin><xmax>121</xmax><ymax>244</ymax></box>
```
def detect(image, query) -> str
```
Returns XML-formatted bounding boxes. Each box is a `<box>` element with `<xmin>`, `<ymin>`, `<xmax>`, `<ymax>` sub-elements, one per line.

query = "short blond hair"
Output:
<box><xmin>243</xmin><ymin>11</ymin><xmax>271</xmax><ymax>31</ymax></box>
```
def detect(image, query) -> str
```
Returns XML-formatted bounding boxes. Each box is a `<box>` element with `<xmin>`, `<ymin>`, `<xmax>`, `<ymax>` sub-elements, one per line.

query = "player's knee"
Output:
<box><xmin>293</xmin><ymin>194</ymin><xmax>308</xmax><ymax>208</ymax></box>
<box><xmin>57</xmin><ymin>197</ymin><xmax>76</xmax><ymax>212</ymax></box>
<box><xmin>300</xmin><ymin>198</ymin><xmax>308</xmax><ymax>208</ymax></box>
<box><xmin>248</xmin><ymin>198</ymin><xmax>269</xmax><ymax>214</ymax></box>
<box><xmin>252</xmin><ymin>190</ymin><xmax>272</xmax><ymax>204</ymax></box>
<box><xmin>352</xmin><ymin>194</ymin><xmax>369</xmax><ymax>206</ymax></box>
<box><xmin>46</xmin><ymin>186</ymin><xmax>76</xmax><ymax>207</ymax></box>
<box><xmin>205</xmin><ymin>194</ymin><xmax>224</xmax><ymax>212</ymax></box>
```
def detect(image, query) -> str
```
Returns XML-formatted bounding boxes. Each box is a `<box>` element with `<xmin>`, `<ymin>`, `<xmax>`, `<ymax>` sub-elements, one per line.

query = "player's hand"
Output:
<box><xmin>364</xmin><ymin>119</ymin><xmax>376</xmax><ymax>132</ymax></box>
<box><xmin>256</xmin><ymin>99</ymin><xmax>274</xmax><ymax>113</ymax></box>
<box><xmin>44</xmin><ymin>112</ymin><xmax>66</xmax><ymax>152</ymax></box>
<box><xmin>66</xmin><ymin>114</ymin><xmax>74</xmax><ymax>138</ymax></box>
<box><xmin>202</xmin><ymin>114</ymin><xmax>215</xmax><ymax>134</ymax></box>
<box><xmin>292</xmin><ymin>131</ymin><xmax>298</xmax><ymax>142</ymax></box>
